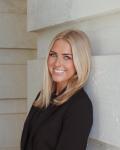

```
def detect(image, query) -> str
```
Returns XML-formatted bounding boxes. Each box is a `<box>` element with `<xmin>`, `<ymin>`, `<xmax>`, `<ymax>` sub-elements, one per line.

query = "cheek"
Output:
<box><xmin>68</xmin><ymin>62</ymin><xmax>76</xmax><ymax>73</ymax></box>
<box><xmin>48</xmin><ymin>57</ymin><xmax>54</xmax><ymax>64</ymax></box>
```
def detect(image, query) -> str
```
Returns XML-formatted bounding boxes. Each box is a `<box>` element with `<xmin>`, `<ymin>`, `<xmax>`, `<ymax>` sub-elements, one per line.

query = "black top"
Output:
<box><xmin>20</xmin><ymin>88</ymin><xmax>93</xmax><ymax>150</ymax></box>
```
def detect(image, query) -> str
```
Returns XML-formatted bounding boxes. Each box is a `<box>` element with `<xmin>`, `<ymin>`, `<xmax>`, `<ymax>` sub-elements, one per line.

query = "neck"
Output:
<box><xmin>55</xmin><ymin>82</ymin><xmax>67</xmax><ymax>95</ymax></box>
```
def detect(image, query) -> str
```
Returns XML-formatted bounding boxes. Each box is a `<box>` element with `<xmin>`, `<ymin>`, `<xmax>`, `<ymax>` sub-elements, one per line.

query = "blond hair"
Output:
<box><xmin>33</xmin><ymin>29</ymin><xmax>92</xmax><ymax>108</ymax></box>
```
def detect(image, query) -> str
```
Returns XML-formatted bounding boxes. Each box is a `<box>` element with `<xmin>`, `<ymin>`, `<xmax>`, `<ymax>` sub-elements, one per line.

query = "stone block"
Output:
<box><xmin>0</xmin><ymin>0</ymin><xmax>26</xmax><ymax>14</ymax></box>
<box><xmin>0</xmin><ymin>14</ymin><xmax>37</xmax><ymax>49</ymax></box>
<box><xmin>0</xmin><ymin>65</ymin><xmax>27</xmax><ymax>98</ymax></box>
<box><xmin>27</xmin><ymin>59</ymin><xmax>44</xmax><ymax>111</ymax></box>
<box><xmin>27</xmin><ymin>0</ymin><xmax>120</xmax><ymax>31</ymax></box>
<box><xmin>85</xmin><ymin>55</ymin><xmax>120</xmax><ymax>147</ymax></box>
<box><xmin>0</xmin><ymin>49</ymin><xmax>36</xmax><ymax>65</ymax></box>
<box><xmin>0</xmin><ymin>99</ymin><xmax>27</xmax><ymax>114</ymax></box>
<box><xmin>87</xmin><ymin>138</ymin><xmax>120</xmax><ymax>150</ymax></box>
<box><xmin>0</xmin><ymin>114</ymin><xmax>26</xmax><ymax>147</ymax></box>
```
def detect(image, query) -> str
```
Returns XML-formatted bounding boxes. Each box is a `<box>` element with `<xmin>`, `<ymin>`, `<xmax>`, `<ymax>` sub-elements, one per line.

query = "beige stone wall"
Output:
<box><xmin>27</xmin><ymin>0</ymin><xmax>120</xmax><ymax>31</ymax></box>
<box><xmin>0</xmin><ymin>0</ymin><xmax>37</xmax><ymax>149</ymax></box>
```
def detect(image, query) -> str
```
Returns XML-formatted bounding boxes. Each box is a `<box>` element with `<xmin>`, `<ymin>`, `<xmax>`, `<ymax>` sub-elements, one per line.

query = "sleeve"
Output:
<box><xmin>20</xmin><ymin>91</ymin><xmax>41</xmax><ymax>150</ymax></box>
<box><xmin>55</xmin><ymin>97</ymin><xmax>93</xmax><ymax>150</ymax></box>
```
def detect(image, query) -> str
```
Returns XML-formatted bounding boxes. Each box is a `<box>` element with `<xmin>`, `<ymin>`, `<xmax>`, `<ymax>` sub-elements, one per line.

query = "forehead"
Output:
<box><xmin>51</xmin><ymin>39</ymin><xmax>72</xmax><ymax>54</ymax></box>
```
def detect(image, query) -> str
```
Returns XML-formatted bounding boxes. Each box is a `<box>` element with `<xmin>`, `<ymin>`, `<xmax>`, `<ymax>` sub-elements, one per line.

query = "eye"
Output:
<box><xmin>49</xmin><ymin>52</ymin><xmax>57</xmax><ymax>57</ymax></box>
<box><xmin>64</xmin><ymin>55</ymin><xmax>72</xmax><ymax>60</ymax></box>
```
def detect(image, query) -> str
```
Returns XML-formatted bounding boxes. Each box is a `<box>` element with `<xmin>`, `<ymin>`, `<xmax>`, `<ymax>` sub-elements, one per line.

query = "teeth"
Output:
<box><xmin>54</xmin><ymin>69</ymin><xmax>64</xmax><ymax>73</ymax></box>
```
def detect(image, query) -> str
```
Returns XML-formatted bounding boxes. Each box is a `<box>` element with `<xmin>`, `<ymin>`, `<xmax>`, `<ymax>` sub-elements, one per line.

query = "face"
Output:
<box><xmin>48</xmin><ymin>39</ymin><xmax>76</xmax><ymax>88</ymax></box>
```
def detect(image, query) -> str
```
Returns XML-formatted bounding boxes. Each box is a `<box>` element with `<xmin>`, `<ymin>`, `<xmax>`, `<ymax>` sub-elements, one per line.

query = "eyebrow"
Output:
<box><xmin>50</xmin><ymin>50</ymin><xmax>72</xmax><ymax>55</ymax></box>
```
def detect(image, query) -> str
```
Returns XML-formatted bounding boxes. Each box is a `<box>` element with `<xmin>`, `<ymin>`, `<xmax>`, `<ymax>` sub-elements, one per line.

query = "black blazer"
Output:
<box><xmin>21</xmin><ymin>88</ymin><xmax>93</xmax><ymax>150</ymax></box>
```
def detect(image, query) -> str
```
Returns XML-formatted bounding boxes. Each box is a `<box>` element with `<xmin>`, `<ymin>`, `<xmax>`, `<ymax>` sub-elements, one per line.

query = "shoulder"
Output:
<box><xmin>65</xmin><ymin>88</ymin><xmax>93</xmax><ymax>118</ymax></box>
<box><xmin>62</xmin><ymin>88</ymin><xmax>93</xmax><ymax>129</ymax></box>
<box><xmin>69</xmin><ymin>88</ymin><xmax>92</xmax><ymax>107</ymax></box>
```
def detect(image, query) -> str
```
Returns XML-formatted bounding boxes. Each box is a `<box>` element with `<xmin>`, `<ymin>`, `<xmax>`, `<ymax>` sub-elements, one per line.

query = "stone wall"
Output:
<box><xmin>0</xmin><ymin>0</ymin><xmax>37</xmax><ymax>149</ymax></box>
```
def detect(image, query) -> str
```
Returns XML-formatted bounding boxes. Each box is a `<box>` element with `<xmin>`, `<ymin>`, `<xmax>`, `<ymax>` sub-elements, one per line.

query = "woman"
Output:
<box><xmin>21</xmin><ymin>29</ymin><xmax>93</xmax><ymax>150</ymax></box>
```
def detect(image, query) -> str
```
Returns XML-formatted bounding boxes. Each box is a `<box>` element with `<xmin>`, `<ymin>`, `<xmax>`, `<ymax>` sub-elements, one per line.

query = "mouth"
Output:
<box><xmin>53</xmin><ymin>68</ymin><xmax>66</xmax><ymax>74</ymax></box>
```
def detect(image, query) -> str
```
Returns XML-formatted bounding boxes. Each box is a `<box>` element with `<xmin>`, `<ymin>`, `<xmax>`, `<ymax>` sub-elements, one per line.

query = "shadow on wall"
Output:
<box><xmin>87</xmin><ymin>138</ymin><xmax>120</xmax><ymax>150</ymax></box>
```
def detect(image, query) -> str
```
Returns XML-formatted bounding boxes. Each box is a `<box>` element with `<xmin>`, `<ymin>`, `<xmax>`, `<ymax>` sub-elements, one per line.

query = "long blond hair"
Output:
<box><xmin>33</xmin><ymin>29</ymin><xmax>92</xmax><ymax>108</ymax></box>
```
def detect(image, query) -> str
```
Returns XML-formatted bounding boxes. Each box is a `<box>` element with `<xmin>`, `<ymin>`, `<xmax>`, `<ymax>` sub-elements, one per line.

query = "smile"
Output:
<box><xmin>53</xmin><ymin>69</ymin><xmax>65</xmax><ymax>73</ymax></box>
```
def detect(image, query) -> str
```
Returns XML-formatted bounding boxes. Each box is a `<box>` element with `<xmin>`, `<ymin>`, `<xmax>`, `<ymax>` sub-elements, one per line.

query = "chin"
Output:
<box><xmin>52</xmin><ymin>77</ymin><xmax>65</xmax><ymax>83</ymax></box>
<box><xmin>53</xmin><ymin>79</ymin><xmax>64</xmax><ymax>83</ymax></box>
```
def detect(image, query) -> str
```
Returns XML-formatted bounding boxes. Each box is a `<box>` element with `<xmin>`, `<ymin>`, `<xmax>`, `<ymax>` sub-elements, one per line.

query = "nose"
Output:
<box><xmin>54</xmin><ymin>57</ymin><xmax>62</xmax><ymax>67</ymax></box>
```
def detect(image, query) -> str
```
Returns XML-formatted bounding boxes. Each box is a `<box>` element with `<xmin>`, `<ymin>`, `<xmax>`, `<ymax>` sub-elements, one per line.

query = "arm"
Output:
<box><xmin>20</xmin><ymin>91</ymin><xmax>41</xmax><ymax>150</ymax></box>
<box><xmin>56</xmin><ymin>96</ymin><xmax>93</xmax><ymax>150</ymax></box>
